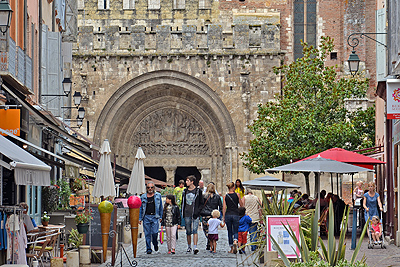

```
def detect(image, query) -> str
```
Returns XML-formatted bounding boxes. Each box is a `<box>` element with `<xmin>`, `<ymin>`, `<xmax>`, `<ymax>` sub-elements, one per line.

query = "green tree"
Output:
<box><xmin>241</xmin><ymin>36</ymin><xmax>374</xmax><ymax>174</ymax></box>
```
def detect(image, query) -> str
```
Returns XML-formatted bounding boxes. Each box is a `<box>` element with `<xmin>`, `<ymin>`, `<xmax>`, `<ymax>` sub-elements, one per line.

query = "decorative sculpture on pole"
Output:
<box><xmin>128</xmin><ymin>195</ymin><xmax>142</xmax><ymax>258</ymax></box>
<box><xmin>98</xmin><ymin>200</ymin><xmax>114</xmax><ymax>263</ymax></box>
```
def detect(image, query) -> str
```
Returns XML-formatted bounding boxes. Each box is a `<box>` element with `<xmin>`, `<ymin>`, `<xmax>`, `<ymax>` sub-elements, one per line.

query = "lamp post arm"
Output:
<box><xmin>347</xmin><ymin>32</ymin><xmax>387</xmax><ymax>50</ymax></box>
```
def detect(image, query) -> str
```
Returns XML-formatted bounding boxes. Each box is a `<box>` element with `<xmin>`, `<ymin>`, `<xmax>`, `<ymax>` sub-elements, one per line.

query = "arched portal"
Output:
<box><xmin>93</xmin><ymin>70</ymin><xmax>237</xmax><ymax>191</ymax></box>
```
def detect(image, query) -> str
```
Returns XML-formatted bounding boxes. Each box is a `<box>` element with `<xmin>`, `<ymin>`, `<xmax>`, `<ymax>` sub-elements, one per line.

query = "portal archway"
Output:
<box><xmin>94</xmin><ymin>70</ymin><xmax>237</xmax><ymax>191</ymax></box>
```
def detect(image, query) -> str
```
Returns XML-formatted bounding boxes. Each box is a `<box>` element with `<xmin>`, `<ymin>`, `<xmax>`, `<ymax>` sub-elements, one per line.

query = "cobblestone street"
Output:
<box><xmin>96</xmin><ymin>227</ymin><xmax>400</xmax><ymax>267</ymax></box>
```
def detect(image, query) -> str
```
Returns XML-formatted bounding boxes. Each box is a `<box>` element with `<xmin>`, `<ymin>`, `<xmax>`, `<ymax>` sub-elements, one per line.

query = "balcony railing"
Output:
<box><xmin>0</xmin><ymin>36</ymin><xmax>33</xmax><ymax>93</ymax></box>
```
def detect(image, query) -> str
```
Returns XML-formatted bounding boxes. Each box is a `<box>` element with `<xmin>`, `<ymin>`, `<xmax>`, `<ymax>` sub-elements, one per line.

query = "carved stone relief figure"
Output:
<box><xmin>132</xmin><ymin>109</ymin><xmax>210</xmax><ymax>156</ymax></box>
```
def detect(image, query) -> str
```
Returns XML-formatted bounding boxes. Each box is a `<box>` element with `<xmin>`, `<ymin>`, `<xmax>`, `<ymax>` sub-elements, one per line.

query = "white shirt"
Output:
<box><xmin>208</xmin><ymin>218</ymin><xmax>222</xmax><ymax>234</ymax></box>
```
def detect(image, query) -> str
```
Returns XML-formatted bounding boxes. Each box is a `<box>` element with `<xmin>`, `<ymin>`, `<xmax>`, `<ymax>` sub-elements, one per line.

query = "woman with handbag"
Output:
<box><xmin>201</xmin><ymin>183</ymin><xmax>223</xmax><ymax>250</ymax></box>
<box><xmin>223</xmin><ymin>182</ymin><xmax>243</xmax><ymax>254</ymax></box>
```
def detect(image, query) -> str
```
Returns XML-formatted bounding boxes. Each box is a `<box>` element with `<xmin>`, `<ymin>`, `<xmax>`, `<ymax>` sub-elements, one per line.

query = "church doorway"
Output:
<box><xmin>175</xmin><ymin>167</ymin><xmax>201</xmax><ymax>186</ymax></box>
<box><xmin>145</xmin><ymin>167</ymin><xmax>166</xmax><ymax>182</ymax></box>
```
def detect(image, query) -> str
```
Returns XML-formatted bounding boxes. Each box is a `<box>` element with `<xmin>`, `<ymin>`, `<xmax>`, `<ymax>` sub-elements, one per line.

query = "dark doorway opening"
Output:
<box><xmin>175</xmin><ymin>167</ymin><xmax>201</xmax><ymax>186</ymax></box>
<box><xmin>145</xmin><ymin>167</ymin><xmax>166</xmax><ymax>182</ymax></box>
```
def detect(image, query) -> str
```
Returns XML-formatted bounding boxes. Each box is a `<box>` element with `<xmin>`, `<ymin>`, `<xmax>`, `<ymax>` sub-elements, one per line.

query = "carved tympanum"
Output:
<box><xmin>132</xmin><ymin>109</ymin><xmax>209</xmax><ymax>155</ymax></box>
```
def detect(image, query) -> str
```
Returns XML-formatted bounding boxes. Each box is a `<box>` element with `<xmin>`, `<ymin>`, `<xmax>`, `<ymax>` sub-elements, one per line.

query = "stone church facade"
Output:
<box><xmin>72</xmin><ymin>0</ymin><xmax>376</xmax><ymax>191</ymax></box>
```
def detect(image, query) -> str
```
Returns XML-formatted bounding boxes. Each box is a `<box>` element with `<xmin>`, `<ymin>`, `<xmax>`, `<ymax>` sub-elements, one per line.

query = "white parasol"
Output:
<box><xmin>127</xmin><ymin>147</ymin><xmax>146</xmax><ymax>195</ymax></box>
<box><xmin>92</xmin><ymin>139</ymin><xmax>116</xmax><ymax>198</ymax></box>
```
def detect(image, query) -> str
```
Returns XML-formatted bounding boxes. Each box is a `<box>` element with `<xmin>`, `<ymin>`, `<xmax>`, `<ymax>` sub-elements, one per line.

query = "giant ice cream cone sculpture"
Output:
<box><xmin>128</xmin><ymin>195</ymin><xmax>142</xmax><ymax>258</ymax></box>
<box><xmin>98</xmin><ymin>200</ymin><xmax>114</xmax><ymax>263</ymax></box>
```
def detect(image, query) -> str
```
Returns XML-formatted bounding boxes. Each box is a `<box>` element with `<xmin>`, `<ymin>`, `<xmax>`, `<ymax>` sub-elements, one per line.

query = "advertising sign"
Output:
<box><xmin>387</xmin><ymin>79</ymin><xmax>400</xmax><ymax>119</ymax></box>
<box><xmin>0</xmin><ymin>109</ymin><xmax>21</xmax><ymax>136</ymax></box>
<box><xmin>266</xmin><ymin>215</ymin><xmax>301</xmax><ymax>258</ymax></box>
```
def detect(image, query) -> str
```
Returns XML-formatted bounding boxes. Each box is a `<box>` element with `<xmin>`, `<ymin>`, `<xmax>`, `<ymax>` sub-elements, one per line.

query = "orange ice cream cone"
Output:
<box><xmin>100</xmin><ymin>212</ymin><xmax>112</xmax><ymax>262</ymax></box>
<box><xmin>129</xmin><ymin>208</ymin><xmax>140</xmax><ymax>258</ymax></box>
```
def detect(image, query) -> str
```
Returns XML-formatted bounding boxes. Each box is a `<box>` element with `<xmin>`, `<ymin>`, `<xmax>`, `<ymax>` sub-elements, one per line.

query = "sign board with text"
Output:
<box><xmin>266</xmin><ymin>215</ymin><xmax>301</xmax><ymax>258</ymax></box>
<box><xmin>387</xmin><ymin>79</ymin><xmax>400</xmax><ymax>119</ymax></box>
<box><xmin>0</xmin><ymin>109</ymin><xmax>21</xmax><ymax>136</ymax></box>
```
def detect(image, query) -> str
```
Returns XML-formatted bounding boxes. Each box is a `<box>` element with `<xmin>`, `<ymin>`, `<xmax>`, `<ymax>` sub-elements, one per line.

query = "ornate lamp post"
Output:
<box><xmin>0</xmin><ymin>0</ymin><xmax>12</xmax><ymax>35</ymax></box>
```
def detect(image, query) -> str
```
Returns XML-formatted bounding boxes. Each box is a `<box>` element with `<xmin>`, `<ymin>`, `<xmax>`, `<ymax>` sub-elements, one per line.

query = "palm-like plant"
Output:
<box><xmin>270</xmin><ymin>199</ymin><xmax>369</xmax><ymax>266</ymax></box>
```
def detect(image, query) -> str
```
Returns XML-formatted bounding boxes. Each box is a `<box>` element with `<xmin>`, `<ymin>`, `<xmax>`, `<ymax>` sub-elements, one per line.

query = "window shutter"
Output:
<box><xmin>123</xmin><ymin>0</ymin><xmax>129</xmax><ymax>9</ymax></box>
<box><xmin>47</xmin><ymin>31</ymin><xmax>63</xmax><ymax>117</ymax></box>
<box><xmin>40</xmin><ymin>25</ymin><xmax>47</xmax><ymax>96</ymax></box>
<box><xmin>98</xmin><ymin>0</ymin><xmax>104</xmax><ymax>9</ymax></box>
<box><xmin>376</xmin><ymin>8</ymin><xmax>387</xmax><ymax>81</ymax></box>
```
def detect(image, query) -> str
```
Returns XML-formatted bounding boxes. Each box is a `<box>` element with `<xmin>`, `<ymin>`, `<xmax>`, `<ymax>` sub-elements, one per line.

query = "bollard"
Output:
<box><xmin>66</xmin><ymin>251</ymin><xmax>79</xmax><ymax>267</ymax></box>
<box><xmin>50</xmin><ymin>257</ymin><xmax>63</xmax><ymax>267</ymax></box>
<box><xmin>351</xmin><ymin>207</ymin><xmax>358</xmax><ymax>249</ymax></box>
<box><xmin>79</xmin><ymin>245</ymin><xmax>91</xmax><ymax>267</ymax></box>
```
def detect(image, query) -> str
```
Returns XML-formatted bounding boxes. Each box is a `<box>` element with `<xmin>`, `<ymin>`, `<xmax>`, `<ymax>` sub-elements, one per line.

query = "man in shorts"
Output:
<box><xmin>182</xmin><ymin>175</ymin><xmax>204</xmax><ymax>254</ymax></box>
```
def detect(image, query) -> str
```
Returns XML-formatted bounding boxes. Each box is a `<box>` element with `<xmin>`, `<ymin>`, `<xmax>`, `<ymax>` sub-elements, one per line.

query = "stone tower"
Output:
<box><xmin>72</xmin><ymin>0</ymin><xmax>376</xmax><ymax>191</ymax></box>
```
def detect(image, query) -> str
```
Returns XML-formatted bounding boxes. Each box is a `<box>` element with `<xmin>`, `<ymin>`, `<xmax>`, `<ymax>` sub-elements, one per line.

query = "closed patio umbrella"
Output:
<box><xmin>92</xmin><ymin>139</ymin><xmax>116</xmax><ymax>198</ymax></box>
<box><xmin>127</xmin><ymin>147</ymin><xmax>146</xmax><ymax>195</ymax></box>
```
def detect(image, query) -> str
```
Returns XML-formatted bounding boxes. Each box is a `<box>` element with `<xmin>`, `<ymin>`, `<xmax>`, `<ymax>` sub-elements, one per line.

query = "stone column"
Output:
<box><xmin>163</xmin><ymin>166</ymin><xmax>177</xmax><ymax>184</ymax></box>
<box><xmin>199</xmin><ymin>168</ymin><xmax>211</xmax><ymax>184</ymax></box>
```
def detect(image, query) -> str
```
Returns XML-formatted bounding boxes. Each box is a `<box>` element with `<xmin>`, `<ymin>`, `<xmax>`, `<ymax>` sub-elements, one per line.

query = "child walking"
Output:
<box><xmin>161</xmin><ymin>195</ymin><xmax>181</xmax><ymax>254</ymax></box>
<box><xmin>370</xmin><ymin>215</ymin><xmax>382</xmax><ymax>244</ymax></box>
<box><xmin>238</xmin><ymin>207</ymin><xmax>252</xmax><ymax>254</ymax></box>
<box><xmin>207</xmin><ymin>210</ymin><xmax>225</xmax><ymax>253</ymax></box>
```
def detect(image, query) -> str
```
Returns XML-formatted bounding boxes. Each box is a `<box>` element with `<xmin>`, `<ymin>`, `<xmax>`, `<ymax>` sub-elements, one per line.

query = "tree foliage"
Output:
<box><xmin>241</xmin><ymin>36</ymin><xmax>375</xmax><ymax>174</ymax></box>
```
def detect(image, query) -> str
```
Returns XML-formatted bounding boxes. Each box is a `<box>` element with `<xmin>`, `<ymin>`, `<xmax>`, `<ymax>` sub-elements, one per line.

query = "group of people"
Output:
<box><xmin>138</xmin><ymin>177</ymin><xmax>262</xmax><ymax>255</ymax></box>
<box><xmin>353</xmin><ymin>180</ymin><xmax>384</xmax><ymax>244</ymax></box>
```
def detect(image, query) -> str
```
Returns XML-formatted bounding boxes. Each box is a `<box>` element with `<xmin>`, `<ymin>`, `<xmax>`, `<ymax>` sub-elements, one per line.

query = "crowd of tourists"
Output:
<box><xmin>138</xmin><ymin>177</ymin><xmax>262</xmax><ymax>255</ymax></box>
<box><xmin>138</xmin><ymin>176</ymin><xmax>383</xmax><ymax>254</ymax></box>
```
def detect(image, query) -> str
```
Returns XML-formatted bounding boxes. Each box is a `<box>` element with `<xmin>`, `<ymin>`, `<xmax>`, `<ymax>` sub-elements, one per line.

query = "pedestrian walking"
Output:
<box><xmin>223</xmin><ymin>181</ymin><xmax>243</xmax><ymax>254</ymax></box>
<box><xmin>139</xmin><ymin>182</ymin><xmax>163</xmax><ymax>254</ymax></box>
<box><xmin>241</xmin><ymin>188</ymin><xmax>262</xmax><ymax>251</ymax></box>
<box><xmin>238</xmin><ymin>207</ymin><xmax>252</xmax><ymax>254</ymax></box>
<box><xmin>182</xmin><ymin>175</ymin><xmax>204</xmax><ymax>254</ymax></box>
<box><xmin>173</xmin><ymin>180</ymin><xmax>186</xmax><ymax>227</ymax></box>
<box><xmin>235</xmin><ymin>179</ymin><xmax>245</xmax><ymax>199</ymax></box>
<box><xmin>160</xmin><ymin>195</ymin><xmax>181</xmax><ymax>254</ymax></box>
<box><xmin>363</xmin><ymin>182</ymin><xmax>383</xmax><ymax>222</ymax></box>
<box><xmin>200</xmin><ymin>182</ymin><xmax>223</xmax><ymax>250</ymax></box>
<box><xmin>207</xmin><ymin>210</ymin><xmax>225</xmax><ymax>253</ymax></box>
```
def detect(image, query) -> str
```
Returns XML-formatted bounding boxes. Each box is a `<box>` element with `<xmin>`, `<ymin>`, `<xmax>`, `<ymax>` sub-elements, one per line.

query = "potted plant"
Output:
<box><xmin>41</xmin><ymin>211</ymin><xmax>50</xmax><ymax>226</ymax></box>
<box><xmin>75</xmin><ymin>208</ymin><xmax>92</xmax><ymax>234</ymax></box>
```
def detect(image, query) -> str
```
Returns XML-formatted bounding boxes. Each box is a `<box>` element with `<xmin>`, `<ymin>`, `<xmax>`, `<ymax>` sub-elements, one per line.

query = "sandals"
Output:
<box><xmin>233</xmin><ymin>241</ymin><xmax>238</xmax><ymax>254</ymax></box>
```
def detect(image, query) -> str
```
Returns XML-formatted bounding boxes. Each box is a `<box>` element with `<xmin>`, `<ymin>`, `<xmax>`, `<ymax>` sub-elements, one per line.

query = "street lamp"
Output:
<box><xmin>0</xmin><ymin>1</ymin><xmax>12</xmax><ymax>35</ymax></box>
<box><xmin>42</xmin><ymin>77</ymin><xmax>74</xmax><ymax>97</ymax></box>
<box><xmin>347</xmin><ymin>50</ymin><xmax>360</xmax><ymax>77</ymax></box>
<box><xmin>78</xmin><ymin>107</ymin><xmax>85</xmax><ymax>119</ymax></box>
<box><xmin>65</xmin><ymin>115</ymin><xmax>84</xmax><ymax>129</ymax></box>
<box><xmin>73</xmin><ymin>91</ymin><xmax>82</xmax><ymax>107</ymax></box>
<box><xmin>346</xmin><ymin>32</ymin><xmax>387</xmax><ymax>76</ymax></box>
<box><xmin>62</xmin><ymin>77</ymin><xmax>72</xmax><ymax>96</ymax></box>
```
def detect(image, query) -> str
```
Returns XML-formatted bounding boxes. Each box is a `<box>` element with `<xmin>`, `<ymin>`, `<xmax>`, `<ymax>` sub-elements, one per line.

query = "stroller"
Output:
<box><xmin>367</xmin><ymin>211</ymin><xmax>386</xmax><ymax>249</ymax></box>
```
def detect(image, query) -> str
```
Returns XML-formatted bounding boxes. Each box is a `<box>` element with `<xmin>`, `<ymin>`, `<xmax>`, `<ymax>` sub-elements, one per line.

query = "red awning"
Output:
<box><xmin>300</xmin><ymin>147</ymin><xmax>386</xmax><ymax>170</ymax></box>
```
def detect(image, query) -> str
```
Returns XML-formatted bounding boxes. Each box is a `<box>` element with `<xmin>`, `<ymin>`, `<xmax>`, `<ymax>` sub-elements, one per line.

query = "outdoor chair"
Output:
<box><xmin>319</xmin><ymin>207</ymin><xmax>329</xmax><ymax>235</ymax></box>
<box><xmin>26</xmin><ymin>236</ymin><xmax>51</xmax><ymax>267</ymax></box>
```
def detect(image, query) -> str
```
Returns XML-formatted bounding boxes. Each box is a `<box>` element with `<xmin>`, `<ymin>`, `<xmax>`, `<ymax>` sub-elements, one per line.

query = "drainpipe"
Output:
<box><xmin>38</xmin><ymin>0</ymin><xmax>42</xmax><ymax>101</ymax></box>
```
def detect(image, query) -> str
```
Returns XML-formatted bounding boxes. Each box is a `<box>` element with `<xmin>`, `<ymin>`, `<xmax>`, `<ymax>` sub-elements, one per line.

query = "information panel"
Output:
<box><xmin>266</xmin><ymin>215</ymin><xmax>301</xmax><ymax>258</ymax></box>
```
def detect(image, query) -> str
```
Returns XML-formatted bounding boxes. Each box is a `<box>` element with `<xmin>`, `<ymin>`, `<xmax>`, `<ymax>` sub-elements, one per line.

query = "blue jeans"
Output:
<box><xmin>143</xmin><ymin>215</ymin><xmax>159</xmax><ymax>252</ymax></box>
<box><xmin>184</xmin><ymin>217</ymin><xmax>199</xmax><ymax>235</ymax></box>
<box><xmin>225</xmin><ymin>214</ymin><xmax>239</xmax><ymax>246</ymax></box>
<box><xmin>248</xmin><ymin>222</ymin><xmax>258</xmax><ymax>251</ymax></box>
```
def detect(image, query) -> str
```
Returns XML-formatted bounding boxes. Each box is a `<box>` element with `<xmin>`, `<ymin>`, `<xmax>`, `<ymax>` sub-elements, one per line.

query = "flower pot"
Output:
<box><xmin>42</xmin><ymin>220</ymin><xmax>49</xmax><ymax>226</ymax></box>
<box><xmin>77</xmin><ymin>223</ymin><xmax>89</xmax><ymax>234</ymax></box>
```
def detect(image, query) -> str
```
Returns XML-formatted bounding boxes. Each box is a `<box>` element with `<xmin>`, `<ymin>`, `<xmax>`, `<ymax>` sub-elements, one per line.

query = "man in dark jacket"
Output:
<box><xmin>181</xmin><ymin>175</ymin><xmax>204</xmax><ymax>254</ymax></box>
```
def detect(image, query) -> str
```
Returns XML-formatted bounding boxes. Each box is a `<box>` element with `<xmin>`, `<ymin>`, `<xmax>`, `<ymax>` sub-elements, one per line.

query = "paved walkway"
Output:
<box><xmin>96</xmin><ymin>229</ymin><xmax>400</xmax><ymax>267</ymax></box>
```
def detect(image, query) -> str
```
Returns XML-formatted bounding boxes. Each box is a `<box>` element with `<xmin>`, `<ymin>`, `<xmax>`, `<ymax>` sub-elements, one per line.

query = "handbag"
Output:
<box><xmin>200</xmin><ymin>195</ymin><xmax>212</xmax><ymax>217</ymax></box>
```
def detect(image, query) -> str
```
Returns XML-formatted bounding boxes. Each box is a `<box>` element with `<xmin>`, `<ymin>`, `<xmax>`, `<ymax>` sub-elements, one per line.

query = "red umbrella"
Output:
<box><xmin>300</xmin><ymin>147</ymin><xmax>385</xmax><ymax>170</ymax></box>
